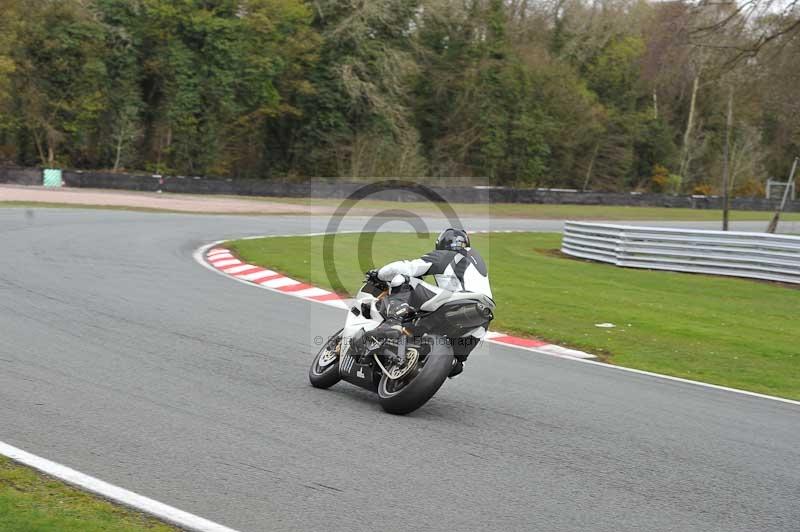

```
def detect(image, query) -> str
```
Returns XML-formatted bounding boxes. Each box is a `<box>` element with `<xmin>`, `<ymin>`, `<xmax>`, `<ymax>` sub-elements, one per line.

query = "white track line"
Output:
<box><xmin>0</xmin><ymin>440</ymin><xmax>240</xmax><ymax>532</ymax></box>
<box><xmin>557</xmin><ymin>358</ymin><xmax>800</xmax><ymax>406</ymax></box>
<box><xmin>193</xmin><ymin>237</ymin><xmax>799</xmax><ymax>408</ymax></box>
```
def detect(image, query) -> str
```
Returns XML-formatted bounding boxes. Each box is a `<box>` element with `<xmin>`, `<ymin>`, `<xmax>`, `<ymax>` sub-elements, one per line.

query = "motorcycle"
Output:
<box><xmin>308</xmin><ymin>272</ymin><xmax>495</xmax><ymax>414</ymax></box>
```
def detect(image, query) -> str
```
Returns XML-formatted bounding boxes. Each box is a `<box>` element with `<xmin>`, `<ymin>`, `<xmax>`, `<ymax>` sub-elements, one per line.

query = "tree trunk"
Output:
<box><xmin>113</xmin><ymin>122</ymin><xmax>126</xmax><ymax>172</ymax></box>
<box><xmin>721</xmin><ymin>84</ymin><xmax>734</xmax><ymax>231</ymax></box>
<box><xmin>679</xmin><ymin>75</ymin><xmax>699</xmax><ymax>180</ymax></box>
<box><xmin>582</xmin><ymin>142</ymin><xmax>600</xmax><ymax>191</ymax></box>
<box><xmin>652</xmin><ymin>88</ymin><xmax>658</xmax><ymax>120</ymax></box>
<box><xmin>32</xmin><ymin>130</ymin><xmax>47</xmax><ymax>167</ymax></box>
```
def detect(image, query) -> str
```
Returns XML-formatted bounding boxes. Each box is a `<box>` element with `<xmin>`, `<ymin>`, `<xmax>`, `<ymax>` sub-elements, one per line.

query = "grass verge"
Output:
<box><xmin>229</xmin><ymin>232</ymin><xmax>800</xmax><ymax>400</ymax></box>
<box><xmin>3</xmin><ymin>197</ymin><xmax>800</xmax><ymax>222</ymax></box>
<box><xmin>0</xmin><ymin>456</ymin><xmax>175</xmax><ymax>532</ymax></box>
<box><xmin>272</xmin><ymin>197</ymin><xmax>800</xmax><ymax>221</ymax></box>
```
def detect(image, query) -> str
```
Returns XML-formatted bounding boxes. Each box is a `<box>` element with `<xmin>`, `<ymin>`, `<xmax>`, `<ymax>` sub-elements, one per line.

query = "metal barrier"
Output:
<box><xmin>561</xmin><ymin>222</ymin><xmax>800</xmax><ymax>284</ymax></box>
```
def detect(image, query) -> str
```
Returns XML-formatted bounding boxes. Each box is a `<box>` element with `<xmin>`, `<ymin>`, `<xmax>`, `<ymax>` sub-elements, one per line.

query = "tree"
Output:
<box><xmin>0</xmin><ymin>0</ymin><xmax>18</xmax><ymax>161</ymax></box>
<box><xmin>291</xmin><ymin>0</ymin><xmax>424</xmax><ymax>178</ymax></box>
<box><xmin>0</xmin><ymin>0</ymin><xmax>796</xmax><ymax>190</ymax></box>
<box><xmin>5</xmin><ymin>0</ymin><xmax>112</xmax><ymax>167</ymax></box>
<box><xmin>116</xmin><ymin>0</ymin><xmax>317</xmax><ymax>176</ymax></box>
<box><xmin>755</xmin><ymin>10</ymin><xmax>800</xmax><ymax>182</ymax></box>
<box><xmin>690</xmin><ymin>0</ymin><xmax>800</xmax><ymax>66</ymax></box>
<box><xmin>91</xmin><ymin>0</ymin><xmax>143</xmax><ymax>171</ymax></box>
<box><xmin>413</xmin><ymin>0</ymin><xmax>565</xmax><ymax>184</ymax></box>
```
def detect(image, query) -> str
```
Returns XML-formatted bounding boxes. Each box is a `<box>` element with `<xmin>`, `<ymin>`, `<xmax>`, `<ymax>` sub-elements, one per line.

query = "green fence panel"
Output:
<box><xmin>43</xmin><ymin>169</ymin><xmax>63</xmax><ymax>187</ymax></box>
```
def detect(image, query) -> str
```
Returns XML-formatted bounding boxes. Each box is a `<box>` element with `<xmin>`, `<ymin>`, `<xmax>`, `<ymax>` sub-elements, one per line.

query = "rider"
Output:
<box><xmin>367</xmin><ymin>228</ymin><xmax>493</xmax><ymax>378</ymax></box>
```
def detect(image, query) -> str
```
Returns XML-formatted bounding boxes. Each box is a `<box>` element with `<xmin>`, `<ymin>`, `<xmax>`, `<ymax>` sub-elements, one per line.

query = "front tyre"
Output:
<box><xmin>309</xmin><ymin>329</ymin><xmax>343</xmax><ymax>389</ymax></box>
<box><xmin>377</xmin><ymin>335</ymin><xmax>454</xmax><ymax>415</ymax></box>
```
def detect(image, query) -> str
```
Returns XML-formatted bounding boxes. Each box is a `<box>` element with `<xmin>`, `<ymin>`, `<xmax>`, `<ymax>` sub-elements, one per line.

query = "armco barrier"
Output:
<box><xmin>561</xmin><ymin>221</ymin><xmax>800</xmax><ymax>284</ymax></box>
<box><xmin>2</xmin><ymin>165</ymin><xmax>799</xmax><ymax>212</ymax></box>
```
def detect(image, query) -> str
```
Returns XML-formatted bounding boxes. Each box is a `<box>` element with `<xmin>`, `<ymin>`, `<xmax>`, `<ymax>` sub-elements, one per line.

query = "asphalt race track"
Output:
<box><xmin>1</xmin><ymin>208</ymin><xmax>798</xmax><ymax>532</ymax></box>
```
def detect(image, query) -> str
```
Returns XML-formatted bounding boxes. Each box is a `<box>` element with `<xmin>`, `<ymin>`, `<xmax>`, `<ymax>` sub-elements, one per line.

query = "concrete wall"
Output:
<box><xmin>3</xmin><ymin>166</ymin><xmax>798</xmax><ymax>212</ymax></box>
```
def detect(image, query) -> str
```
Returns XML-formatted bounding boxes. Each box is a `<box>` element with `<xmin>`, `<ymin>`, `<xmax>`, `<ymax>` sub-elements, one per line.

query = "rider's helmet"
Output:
<box><xmin>435</xmin><ymin>228</ymin><xmax>470</xmax><ymax>251</ymax></box>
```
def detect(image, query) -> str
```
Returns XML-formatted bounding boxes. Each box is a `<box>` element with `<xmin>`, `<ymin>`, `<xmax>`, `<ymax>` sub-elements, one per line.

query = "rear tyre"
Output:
<box><xmin>309</xmin><ymin>329</ymin><xmax>342</xmax><ymax>389</ymax></box>
<box><xmin>377</xmin><ymin>335</ymin><xmax>454</xmax><ymax>415</ymax></box>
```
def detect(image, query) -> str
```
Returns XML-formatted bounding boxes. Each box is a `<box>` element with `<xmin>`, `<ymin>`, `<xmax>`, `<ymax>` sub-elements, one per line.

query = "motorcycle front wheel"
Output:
<box><xmin>309</xmin><ymin>329</ymin><xmax>343</xmax><ymax>389</ymax></box>
<box><xmin>377</xmin><ymin>334</ymin><xmax>454</xmax><ymax>415</ymax></box>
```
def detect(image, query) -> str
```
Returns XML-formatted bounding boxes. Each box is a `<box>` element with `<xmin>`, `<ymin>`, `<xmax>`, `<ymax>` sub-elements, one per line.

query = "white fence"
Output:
<box><xmin>561</xmin><ymin>222</ymin><xmax>800</xmax><ymax>284</ymax></box>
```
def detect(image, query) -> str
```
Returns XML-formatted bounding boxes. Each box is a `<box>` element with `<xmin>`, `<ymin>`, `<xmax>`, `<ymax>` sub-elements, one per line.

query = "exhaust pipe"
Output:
<box><xmin>444</xmin><ymin>303</ymin><xmax>494</xmax><ymax>328</ymax></box>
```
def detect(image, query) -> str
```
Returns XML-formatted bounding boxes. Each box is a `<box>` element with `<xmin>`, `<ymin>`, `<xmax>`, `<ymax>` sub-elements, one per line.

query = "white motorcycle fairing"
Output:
<box><xmin>340</xmin><ymin>288</ymin><xmax>385</xmax><ymax>360</ymax></box>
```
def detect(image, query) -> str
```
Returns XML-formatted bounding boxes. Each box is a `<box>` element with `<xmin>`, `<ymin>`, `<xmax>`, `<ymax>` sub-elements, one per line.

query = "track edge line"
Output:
<box><xmin>0</xmin><ymin>440</ymin><xmax>240</xmax><ymax>532</ymax></box>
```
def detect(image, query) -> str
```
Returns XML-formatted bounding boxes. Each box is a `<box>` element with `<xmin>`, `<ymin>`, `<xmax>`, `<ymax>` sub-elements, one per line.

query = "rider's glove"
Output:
<box><xmin>366</xmin><ymin>269</ymin><xmax>381</xmax><ymax>283</ymax></box>
<box><xmin>390</xmin><ymin>274</ymin><xmax>410</xmax><ymax>288</ymax></box>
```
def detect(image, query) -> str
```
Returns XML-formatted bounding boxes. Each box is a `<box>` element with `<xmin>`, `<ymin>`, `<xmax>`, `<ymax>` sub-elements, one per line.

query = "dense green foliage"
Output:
<box><xmin>229</xmin><ymin>232</ymin><xmax>800</xmax><ymax>400</ymax></box>
<box><xmin>0</xmin><ymin>0</ymin><xmax>798</xmax><ymax>192</ymax></box>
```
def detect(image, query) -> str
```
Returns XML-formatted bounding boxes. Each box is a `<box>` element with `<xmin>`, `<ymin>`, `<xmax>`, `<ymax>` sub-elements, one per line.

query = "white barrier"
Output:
<box><xmin>561</xmin><ymin>221</ymin><xmax>800</xmax><ymax>284</ymax></box>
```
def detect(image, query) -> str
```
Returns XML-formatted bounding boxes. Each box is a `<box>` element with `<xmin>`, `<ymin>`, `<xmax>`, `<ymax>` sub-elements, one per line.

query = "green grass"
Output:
<box><xmin>0</xmin><ymin>456</ymin><xmax>175</xmax><ymax>532</ymax></box>
<box><xmin>229</xmin><ymin>232</ymin><xmax>800</xmax><ymax>400</ymax></box>
<box><xmin>4</xmin><ymin>197</ymin><xmax>799</xmax><ymax>221</ymax></box>
<box><xmin>269</xmin><ymin>197</ymin><xmax>800</xmax><ymax>221</ymax></box>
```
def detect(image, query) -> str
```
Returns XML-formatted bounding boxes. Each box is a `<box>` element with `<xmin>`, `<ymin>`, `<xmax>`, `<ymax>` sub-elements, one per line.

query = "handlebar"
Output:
<box><xmin>365</xmin><ymin>270</ymin><xmax>411</xmax><ymax>291</ymax></box>
<box><xmin>365</xmin><ymin>269</ymin><xmax>388</xmax><ymax>291</ymax></box>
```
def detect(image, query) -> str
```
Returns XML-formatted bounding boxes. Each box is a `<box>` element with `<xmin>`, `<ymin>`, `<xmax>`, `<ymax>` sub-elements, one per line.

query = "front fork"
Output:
<box><xmin>392</xmin><ymin>335</ymin><xmax>408</xmax><ymax>366</ymax></box>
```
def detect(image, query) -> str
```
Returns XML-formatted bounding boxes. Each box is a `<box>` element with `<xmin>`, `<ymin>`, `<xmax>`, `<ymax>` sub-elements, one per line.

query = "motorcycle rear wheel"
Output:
<box><xmin>377</xmin><ymin>335</ymin><xmax>454</xmax><ymax>415</ymax></box>
<box><xmin>309</xmin><ymin>329</ymin><xmax>343</xmax><ymax>389</ymax></box>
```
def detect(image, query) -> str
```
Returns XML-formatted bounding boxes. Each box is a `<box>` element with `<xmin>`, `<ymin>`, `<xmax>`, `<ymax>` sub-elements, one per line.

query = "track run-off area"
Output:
<box><xmin>0</xmin><ymin>207</ymin><xmax>798</xmax><ymax>532</ymax></box>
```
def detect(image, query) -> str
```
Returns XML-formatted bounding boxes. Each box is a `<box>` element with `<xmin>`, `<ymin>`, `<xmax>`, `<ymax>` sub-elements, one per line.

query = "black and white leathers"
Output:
<box><xmin>377</xmin><ymin>247</ymin><xmax>493</xmax><ymax>301</ymax></box>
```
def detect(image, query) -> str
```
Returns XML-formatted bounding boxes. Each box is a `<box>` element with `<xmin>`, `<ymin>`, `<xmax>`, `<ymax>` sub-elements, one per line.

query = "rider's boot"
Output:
<box><xmin>367</xmin><ymin>317</ymin><xmax>404</xmax><ymax>342</ymax></box>
<box><xmin>449</xmin><ymin>336</ymin><xmax>479</xmax><ymax>378</ymax></box>
<box><xmin>448</xmin><ymin>357</ymin><xmax>465</xmax><ymax>378</ymax></box>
